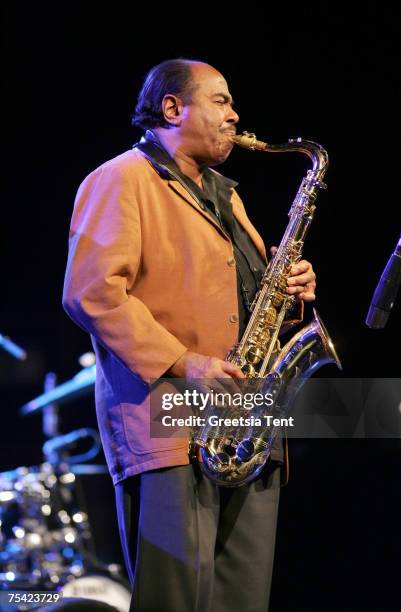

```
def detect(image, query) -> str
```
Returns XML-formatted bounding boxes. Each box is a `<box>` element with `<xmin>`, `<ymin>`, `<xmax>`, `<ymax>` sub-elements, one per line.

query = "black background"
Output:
<box><xmin>3</xmin><ymin>4</ymin><xmax>400</xmax><ymax>611</ymax></box>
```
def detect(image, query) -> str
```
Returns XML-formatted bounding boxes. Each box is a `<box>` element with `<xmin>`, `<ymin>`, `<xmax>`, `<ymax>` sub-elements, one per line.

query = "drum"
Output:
<box><xmin>0</xmin><ymin>462</ymin><xmax>130</xmax><ymax>612</ymax></box>
<box><xmin>0</xmin><ymin>463</ymin><xmax>91</xmax><ymax>589</ymax></box>
<box><xmin>61</xmin><ymin>573</ymin><xmax>131</xmax><ymax>611</ymax></box>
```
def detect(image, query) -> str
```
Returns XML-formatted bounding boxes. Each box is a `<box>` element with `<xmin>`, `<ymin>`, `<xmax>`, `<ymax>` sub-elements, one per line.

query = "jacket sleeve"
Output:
<box><xmin>62</xmin><ymin>163</ymin><xmax>188</xmax><ymax>382</ymax></box>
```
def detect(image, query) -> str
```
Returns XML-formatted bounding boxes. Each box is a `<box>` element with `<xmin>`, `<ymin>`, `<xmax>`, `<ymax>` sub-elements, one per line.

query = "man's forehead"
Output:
<box><xmin>190</xmin><ymin>63</ymin><xmax>230</xmax><ymax>94</ymax></box>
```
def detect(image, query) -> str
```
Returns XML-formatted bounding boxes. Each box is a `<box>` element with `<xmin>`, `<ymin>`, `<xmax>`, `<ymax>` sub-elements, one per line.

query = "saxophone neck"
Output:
<box><xmin>233</xmin><ymin>132</ymin><xmax>329</xmax><ymax>181</ymax></box>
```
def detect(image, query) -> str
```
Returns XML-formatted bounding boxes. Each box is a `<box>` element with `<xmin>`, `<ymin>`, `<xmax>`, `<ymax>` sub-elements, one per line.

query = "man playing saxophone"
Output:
<box><xmin>63</xmin><ymin>58</ymin><xmax>316</xmax><ymax>612</ymax></box>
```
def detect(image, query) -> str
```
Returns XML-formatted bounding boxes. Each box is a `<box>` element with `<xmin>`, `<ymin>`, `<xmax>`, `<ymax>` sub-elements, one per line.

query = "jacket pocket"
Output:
<box><xmin>120</xmin><ymin>400</ymin><xmax>189</xmax><ymax>456</ymax></box>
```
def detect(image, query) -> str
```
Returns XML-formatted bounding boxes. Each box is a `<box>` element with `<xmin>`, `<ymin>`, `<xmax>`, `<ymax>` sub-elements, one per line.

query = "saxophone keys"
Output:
<box><xmin>236</xmin><ymin>439</ymin><xmax>255</xmax><ymax>461</ymax></box>
<box><xmin>222</xmin><ymin>436</ymin><xmax>238</xmax><ymax>456</ymax></box>
<box><xmin>261</xmin><ymin>306</ymin><xmax>277</xmax><ymax>326</ymax></box>
<box><xmin>271</xmin><ymin>293</ymin><xmax>286</xmax><ymax>308</ymax></box>
<box><xmin>245</xmin><ymin>345</ymin><xmax>265</xmax><ymax>364</ymax></box>
<box><xmin>270</xmin><ymin>278</ymin><xmax>287</xmax><ymax>307</ymax></box>
<box><xmin>208</xmin><ymin>452</ymin><xmax>231</xmax><ymax>472</ymax></box>
<box><xmin>285</xmin><ymin>296</ymin><xmax>297</xmax><ymax>311</ymax></box>
<box><xmin>241</xmin><ymin>363</ymin><xmax>256</xmax><ymax>377</ymax></box>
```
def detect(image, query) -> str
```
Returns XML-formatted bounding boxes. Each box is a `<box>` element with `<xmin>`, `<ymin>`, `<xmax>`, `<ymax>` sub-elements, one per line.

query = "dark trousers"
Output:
<box><xmin>114</xmin><ymin>461</ymin><xmax>281</xmax><ymax>612</ymax></box>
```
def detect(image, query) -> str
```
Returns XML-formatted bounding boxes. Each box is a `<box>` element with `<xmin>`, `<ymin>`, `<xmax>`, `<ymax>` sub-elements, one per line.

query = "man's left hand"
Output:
<box><xmin>287</xmin><ymin>259</ymin><xmax>316</xmax><ymax>302</ymax></box>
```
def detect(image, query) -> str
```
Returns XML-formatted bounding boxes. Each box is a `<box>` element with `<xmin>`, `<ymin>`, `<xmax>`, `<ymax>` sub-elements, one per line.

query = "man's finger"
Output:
<box><xmin>221</xmin><ymin>362</ymin><xmax>246</xmax><ymax>378</ymax></box>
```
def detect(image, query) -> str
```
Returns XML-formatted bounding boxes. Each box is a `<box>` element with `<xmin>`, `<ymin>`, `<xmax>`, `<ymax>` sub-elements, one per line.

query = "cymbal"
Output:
<box><xmin>20</xmin><ymin>365</ymin><xmax>96</xmax><ymax>416</ymax></box>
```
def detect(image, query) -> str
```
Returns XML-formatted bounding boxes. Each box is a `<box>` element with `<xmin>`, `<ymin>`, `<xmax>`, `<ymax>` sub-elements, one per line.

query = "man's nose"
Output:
<box><xmin>227</xmin><ymin>107</ymin><xmax>239</xmax><ymax>124</ymax></box>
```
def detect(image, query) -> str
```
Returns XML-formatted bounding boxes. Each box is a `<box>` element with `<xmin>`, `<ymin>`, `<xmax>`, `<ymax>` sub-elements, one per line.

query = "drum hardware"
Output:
<box><xmin>42</xmin><ymin>429</ymin><xmax>101</xmax><ymax>467</ymax></box>
<box><xmin>42</xmin><ymin>372</ymin><xmax>59</xmax><ymax>440</ymax></box>
<box><xmin>0</xmin><ymin>462</ymin><xmax>130</xmax><ymax>610</ymax></box>
<box><xmin>1</xmin><ymin>354</ymin><xmax>129</xmax><ymax>609</ymax></box>
<box><xmin>20</xmin><ymin>364</ymin><xmax>95</xmax><ymax>417</ymax></box>
<box><xmin>0</xmin><ymin>462</ymin><xmax>92</xmax><ymax>590</ymax></box>
<box><xmin>0</xmin><ymin>332</ymin><xmax>27</xmax><ymax>361</ymax></box>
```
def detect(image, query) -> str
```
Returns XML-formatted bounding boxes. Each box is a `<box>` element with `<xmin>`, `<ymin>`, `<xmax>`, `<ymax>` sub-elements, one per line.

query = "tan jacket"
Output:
<box><xmin>63</xmin><ymin>149</ymin><xmax>297</xmax><ymax>484</ymax></box>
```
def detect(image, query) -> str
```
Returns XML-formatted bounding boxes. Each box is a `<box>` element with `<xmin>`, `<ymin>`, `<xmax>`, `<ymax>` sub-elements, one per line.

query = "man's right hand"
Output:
<box><xmin>168</xmin><ymin>351</ymin><xmax>245</xmax><ymax>380</ymax></box>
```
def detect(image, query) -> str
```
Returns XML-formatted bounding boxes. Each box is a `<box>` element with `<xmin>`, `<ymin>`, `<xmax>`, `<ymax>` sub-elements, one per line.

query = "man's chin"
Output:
<box><xmin>199</xmin><ymin>142</ymin><xmax>234</xmax><ymax>167</ymax></box>
<box><xmin>212</xmin><ymin>143</ymin><xmax>234</xmax><ymax>165</ymax></box>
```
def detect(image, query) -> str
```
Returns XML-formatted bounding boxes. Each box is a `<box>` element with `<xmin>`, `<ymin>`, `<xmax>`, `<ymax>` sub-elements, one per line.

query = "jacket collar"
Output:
<box><xmin>133</xmin><ymin>131</ymin><xmax>265</xmax><ymax>259</ymax></box>
<box><xmin>133</xmin><ymin>131</ymin><xmax>230</xmax><ymax>238</ymax></box>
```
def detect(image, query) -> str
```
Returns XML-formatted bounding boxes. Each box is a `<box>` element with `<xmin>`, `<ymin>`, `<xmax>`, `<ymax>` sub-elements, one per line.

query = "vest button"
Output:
<box><xmin>229</xmin><ymin>313</ymin><xmax>239</xmax><ymax>323</ymax></box>
<box><xmin>227</xmin><ymin>256</ymin><xmax>235</xmax><ymax>267</ymax></box>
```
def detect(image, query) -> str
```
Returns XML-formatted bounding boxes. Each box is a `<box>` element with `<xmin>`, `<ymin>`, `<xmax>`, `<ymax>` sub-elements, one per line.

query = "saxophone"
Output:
<box><xmin>193</xmin><ymin>132</ymin><xmax>342</xmax><ymax>486</ymax></box>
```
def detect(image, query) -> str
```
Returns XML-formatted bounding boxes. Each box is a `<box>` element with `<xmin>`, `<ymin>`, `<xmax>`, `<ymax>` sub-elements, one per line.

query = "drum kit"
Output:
<box><xmin>0</xmin><ymin>335</ymin><xmax>131</xmax><ymax>611</ymax></box>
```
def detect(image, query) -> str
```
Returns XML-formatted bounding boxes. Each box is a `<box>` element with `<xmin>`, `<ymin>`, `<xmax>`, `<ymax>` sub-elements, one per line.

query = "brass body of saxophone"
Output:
<box><xmin>193</xmin><ymin>132</ymin><xmax>342</xmax><ymax>487</ymax></box>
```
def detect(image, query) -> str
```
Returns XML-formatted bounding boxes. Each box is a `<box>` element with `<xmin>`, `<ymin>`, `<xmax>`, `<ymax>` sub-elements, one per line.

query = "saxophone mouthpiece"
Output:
<box><xmin>233</xmin><ymin>132</ymin><xmax>269</xmax><ymax>151</ymax></box>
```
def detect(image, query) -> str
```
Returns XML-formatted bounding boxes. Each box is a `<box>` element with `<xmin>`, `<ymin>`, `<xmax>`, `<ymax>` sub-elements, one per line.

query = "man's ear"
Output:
<box><xmin>161</xmin><ymin>94</ymin><xmax>184</xmax><ymax>126</ymax></box>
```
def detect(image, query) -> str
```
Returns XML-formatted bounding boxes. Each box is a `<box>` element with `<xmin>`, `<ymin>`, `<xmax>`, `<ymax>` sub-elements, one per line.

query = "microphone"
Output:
<box><xmin>365</xmin><ymin>234</ymin><xmax>401</xmax><ymax>329</ymax></box>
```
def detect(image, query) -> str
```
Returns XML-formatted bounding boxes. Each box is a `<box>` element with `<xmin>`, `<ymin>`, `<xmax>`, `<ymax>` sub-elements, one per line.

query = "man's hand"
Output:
<box><xmin>270</xmin><ymin>247</ymin><xmax>316</xmax><ymax>302</ymax></box>
<box><xmin>287</xmin><ymin>259</ymin><xmax>316</xmax><ymax>302</ymax></box>
<box><xmin>168</xmin><ymin>351</ymin><xmax>245</xmax><ymax>380</ymax></box>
